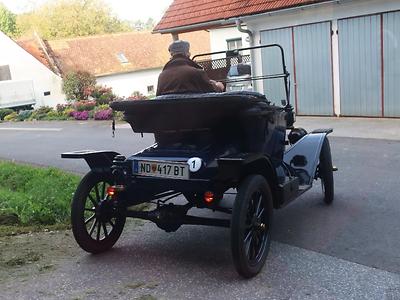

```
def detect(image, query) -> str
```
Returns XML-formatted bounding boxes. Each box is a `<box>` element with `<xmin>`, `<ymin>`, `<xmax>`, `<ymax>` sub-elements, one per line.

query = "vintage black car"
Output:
<box><xmin>62</xmin><ymin>44</ymin><xmax>335</xmax><ymax>278</ymax></box>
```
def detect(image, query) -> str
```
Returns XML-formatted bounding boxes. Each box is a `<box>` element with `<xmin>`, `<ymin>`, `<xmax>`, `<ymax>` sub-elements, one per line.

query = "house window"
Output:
<box><xmin>116</xmin><ymin>52</ymin><xmax>129</xmax><ymax>64</ymax></box>
<box><xmin>147</xmin><ymin>85</ymin><xmax>154</xmax><ymax>94</ymax></box>
<box><xmin>0</xmin><ymin>65</ymin><xmax>11</xmax><ymax>81</ymax></box>
<box><xmin>227</xmin><ymin>38</ymin><xmax>243</xmax><ymax>50</ymax></box>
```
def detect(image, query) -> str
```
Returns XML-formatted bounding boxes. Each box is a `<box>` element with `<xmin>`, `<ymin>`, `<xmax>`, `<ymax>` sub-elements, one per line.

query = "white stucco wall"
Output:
<box><xmin>0</xmin><ymin>31</ymin><xmax>65</xmax><ymax>108</ymax></box>
<box><xmin>209</xmin><ymin>26</ymin><xmax>250</xmax><ymax>53</ymax></box>
<box><xmin>96</xmin><ymin>68</ymin><xmax>162</xmax><ymax>98</ymax></box>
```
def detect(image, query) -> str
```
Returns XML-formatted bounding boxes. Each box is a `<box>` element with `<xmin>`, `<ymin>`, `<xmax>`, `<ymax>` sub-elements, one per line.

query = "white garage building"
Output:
<box><xmin>155</xmin><ymin>0</ymin><xmax>400</xmax><ymax>117</ymax></box>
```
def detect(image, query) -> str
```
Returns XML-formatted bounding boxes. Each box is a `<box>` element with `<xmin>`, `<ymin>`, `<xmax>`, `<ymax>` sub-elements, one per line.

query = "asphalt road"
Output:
<box><xmin>1</xmin><ymin>120</ymin><xmax>400</xmax><ymax>299</ymax></box>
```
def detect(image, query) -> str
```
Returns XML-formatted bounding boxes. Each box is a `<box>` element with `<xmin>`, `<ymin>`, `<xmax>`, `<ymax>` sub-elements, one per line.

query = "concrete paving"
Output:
<box><xmin>295</xmin><ymin>116</ymin><xmax>400</xmax><ymax>141</ymax></box>
<box><xmin>1</xmin><ymin>119</ymin><xmax>400</xmax><ymax>299</ymax></box>
<box><xmin>1</xmin><ymin>222</ymin><xmax>400</xmax><ymax>300</ymax></box>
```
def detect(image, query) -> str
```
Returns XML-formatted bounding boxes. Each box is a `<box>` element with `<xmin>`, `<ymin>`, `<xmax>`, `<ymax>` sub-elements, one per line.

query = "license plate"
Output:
<box><xmin>133</xmin><ymin>160</ymin><xmax>189</xmax><ymax>180</ymax></box>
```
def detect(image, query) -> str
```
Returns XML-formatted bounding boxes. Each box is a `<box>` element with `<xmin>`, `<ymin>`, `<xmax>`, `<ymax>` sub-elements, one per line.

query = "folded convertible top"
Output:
<box><xmin>110</xmin><ymin>92</ymin><xmax>275</xmax><ymax>133</ymax></box>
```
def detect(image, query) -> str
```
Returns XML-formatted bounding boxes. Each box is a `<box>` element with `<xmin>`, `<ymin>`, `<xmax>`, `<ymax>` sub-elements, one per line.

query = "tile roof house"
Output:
<box><xmin>45</xmin><ymin>30</ymin><xmax>210</xmax><ymax>97</ymax></box>
<box><xmin>0</xmin><ymin>31</ymin><xmax>64</xmax><ymax>108</ymax></box>
<box><xmin>47</xmin><ymin>30</ymin><xmax>210</xmax><ymax>77</ymax></box>
<box><xmin>155</xmin><ymin>0</ymin><xmax>400</xmax><ymax>118</ymax></box>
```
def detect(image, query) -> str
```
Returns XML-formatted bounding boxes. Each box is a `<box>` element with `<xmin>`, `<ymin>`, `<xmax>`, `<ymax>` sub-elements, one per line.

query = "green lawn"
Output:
<box><xmin>0</xmin><ymin>161</ymin><xmax>81</xmax><ymax>226</ymax></box>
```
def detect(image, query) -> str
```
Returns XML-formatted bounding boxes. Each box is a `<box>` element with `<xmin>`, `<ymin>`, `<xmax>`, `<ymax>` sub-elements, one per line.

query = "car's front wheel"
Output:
<box><xmin>319</xmin><ymin>138</ymin><xmax>334</xmax><ymax>205</ymax></box>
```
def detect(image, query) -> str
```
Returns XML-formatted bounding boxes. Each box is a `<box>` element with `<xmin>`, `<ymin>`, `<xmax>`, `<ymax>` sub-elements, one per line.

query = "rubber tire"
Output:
<box><xmin>71</xmin><ymin>171</ymin><xmax>126</xmax><ymax>254</ymax></box>
<box><xmin>231</xmin><ymin>175</ymin><xmax>273</xmax><ymax>278</ymax></box>
<box><xmin>319</xmin><ymin>138</ymin><xmax>334</xmax><ymax>205</ymax></box>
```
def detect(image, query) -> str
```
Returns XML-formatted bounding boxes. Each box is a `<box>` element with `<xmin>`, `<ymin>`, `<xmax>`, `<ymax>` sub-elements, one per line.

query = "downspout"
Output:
<box><xmin>235</xmin><ymin>19</ymin><xmax>253</xmax><ymax>44</ymax></box>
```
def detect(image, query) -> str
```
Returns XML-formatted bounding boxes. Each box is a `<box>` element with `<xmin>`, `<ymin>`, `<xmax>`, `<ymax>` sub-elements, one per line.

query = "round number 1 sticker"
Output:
<box><xmin>188</xmin><ymin>157</ymin><xmax>202</xmax><ymax>172</ymax></box>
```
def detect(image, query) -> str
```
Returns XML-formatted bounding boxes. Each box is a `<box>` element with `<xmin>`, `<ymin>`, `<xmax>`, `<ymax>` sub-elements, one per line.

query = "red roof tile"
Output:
<box><xmin>155</xmin><ymin>0</ymin><xmax>330</xmax><ymax>32</ymax></box>
<box><xmin>46</xmin><ymin>30</ymin><xmax>210</xmax><ymax>76</ymax></box>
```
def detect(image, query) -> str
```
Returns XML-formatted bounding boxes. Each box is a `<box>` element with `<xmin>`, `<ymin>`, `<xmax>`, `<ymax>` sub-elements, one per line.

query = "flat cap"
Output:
<box><xmin>168</xmin><ymin>40</ymin><xmax>190</xmax><ymax>54</ymax></box>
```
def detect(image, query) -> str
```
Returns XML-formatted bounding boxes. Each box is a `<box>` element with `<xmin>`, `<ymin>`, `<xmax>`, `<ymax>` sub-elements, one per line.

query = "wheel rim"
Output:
<box><xmin>83</xmin><ymin>181</ymin><xmax>118</xmax><ymax>241</ymax></box>
<box><xmin>243</xmin><ymin>190</ymin><xmax>269</xmax><ymax>266</ymax></box>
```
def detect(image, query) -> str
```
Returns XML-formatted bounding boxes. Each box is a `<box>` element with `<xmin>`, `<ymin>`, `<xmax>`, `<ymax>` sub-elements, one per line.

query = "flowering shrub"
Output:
<box><xmin>72</xmin><ymin>111</ymin><xmax>89</xmax><ymax>120</ymax></box>
<box><xmin>94</xmin><ymin>108</ymin><xmax>113</xmax><ymax>120</ymax></box>
<box><xmin>83</xmin><ymin>86</ymin><xmax>95</xmax><ymax>98</ymax></box>
<box><xmin>96</xmin><ymin>104</ymin><xmax>110</xmax><ymax>110</ymax></box>
<box><xmin>64</xmin><ymin>108</ymin><xmax>75</xmax><ymax>118</ymax></box>
<box><xmin>74</xmin><ymin>100</ymin><xmax>97</xmax><ymax>112</ymax></box>
<box><xmin>127</xmin><ymin>91</ymin><xmax>148</xmax><ymax>100</ymax></box>
<box><xmin>56</xmin><ymin>103</ymin><xmax>72</xmax><ymax>113</ymax></box>
<box><xmin>91</xmin><ymin>86</ymin><xmax>116</xmax><ymax>105</ymax></box>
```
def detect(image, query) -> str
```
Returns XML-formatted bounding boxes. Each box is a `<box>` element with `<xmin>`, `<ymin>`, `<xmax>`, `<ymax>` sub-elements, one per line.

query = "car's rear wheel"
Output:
<box><xmin>319</xmin><ymin>138</ymin><xmax>334</xmax><ymax>204</ymax></box>
<box><xmin>71</xmin><ymin>171</ymin><xmax>126</xmax><ymax>253</ymax></box>
<box><xmin>231</xmin><ymin>175</ymin><xmax>273</xmax><ymax>278</ymax></box>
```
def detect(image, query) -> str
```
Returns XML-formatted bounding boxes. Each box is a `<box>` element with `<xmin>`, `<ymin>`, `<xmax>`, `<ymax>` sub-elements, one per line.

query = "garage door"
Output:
<box><xmin>260</xmin><ymin>28</ymin><xmax>293</xmax><ymax>106</ymax></box>
<box><xmin>383</xmin><ymin>11</ymin><xmax>400</xmax><ymax>117</ymax></box>
<box><xmin>338</xmin><ymin>15</ymin><xmax>382</xmax><ymax>116</ymax></box>
<box><xmin>261</xmin><ymin>23</ymin><xmax>333</xmax><ymax>115</ymax></box>
<box><xmin>294</xmin><ymin>22</ymin><xmax>333</xmax><ymax>115</ymax></box>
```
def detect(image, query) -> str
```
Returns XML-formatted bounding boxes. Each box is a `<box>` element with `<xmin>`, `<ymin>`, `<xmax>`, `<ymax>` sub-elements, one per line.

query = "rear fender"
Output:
<box><xmin>217</xmin><ymin>155</ymin><xmax>280</xmax><ymax>207</ymax></box>
<box><xmin>283</xmin><ymin>129</ymin><xmax>332</xmax><ymax>185</ymax></box>
<box><xmin>61</xmin><ymin>150</ymin><xmax>120</xmax><ymax>173</ymax></box>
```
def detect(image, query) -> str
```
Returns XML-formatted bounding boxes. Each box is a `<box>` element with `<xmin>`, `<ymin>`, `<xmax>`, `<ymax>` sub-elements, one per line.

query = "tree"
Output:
<box><xmin>0</xmin><ymin>3</ymin><xmax>17</xmax><ymax>36</ymax></box>
<box><xmin>62</xmin><ymin>71</ymin><xmax>97</xmax><ymax>101</ymax></box>
<box><xmin>16</xmin><ymin>0</ymin><xmax>132</xmax><ymax>39</ymax></box>
<box><xmin>132</xmin><ymin>18</ymin><xmax>155</xmax><ymax>31</ymax></box>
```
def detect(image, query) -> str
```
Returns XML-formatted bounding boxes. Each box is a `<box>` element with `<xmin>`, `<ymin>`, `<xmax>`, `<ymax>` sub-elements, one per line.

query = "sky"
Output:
<box><xmin>0</xmin><ymin>0</ymin><xmax>173</xmax><ymax>22</ymax></box>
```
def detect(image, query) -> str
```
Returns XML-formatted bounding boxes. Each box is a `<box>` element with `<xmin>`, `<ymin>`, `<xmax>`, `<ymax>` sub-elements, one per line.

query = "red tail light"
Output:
<box><xmin>204</xmin><ymin>191</ymin><xmax>214</xmax><ymax>204</ymax></box>
<box><xmin>106</xmin><ymin>185</ymin><xmax>125</xmax><ymax>197</ymax></box>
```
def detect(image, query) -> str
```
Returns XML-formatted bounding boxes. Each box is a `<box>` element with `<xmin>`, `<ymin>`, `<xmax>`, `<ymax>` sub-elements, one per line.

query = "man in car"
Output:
<box><xmin>156</xmin><ymin>40</ymin><xmax>224</xmax><ymax>96</ymax></box>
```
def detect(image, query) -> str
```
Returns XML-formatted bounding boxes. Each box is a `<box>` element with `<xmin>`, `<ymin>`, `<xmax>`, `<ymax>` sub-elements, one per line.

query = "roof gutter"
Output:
<box><xmin>153</xmin><ymin>19</ymin><xmax>235</xmax><ymax>34</ymax></box>
<box><xmin>154</xmin><ymin>0</ymin><xmax>341</xmax><ymax>34</ymax></box>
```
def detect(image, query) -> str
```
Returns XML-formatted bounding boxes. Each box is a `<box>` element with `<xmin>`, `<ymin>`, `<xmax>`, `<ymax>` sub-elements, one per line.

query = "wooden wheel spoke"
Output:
<box><xmin>244</xmin><ymin>231</ymin><xmax>253</xmax><ymax>257</ymax></box>
<box><xmin>251</xmin><ymin>232</ymin><xmax>260</xmax><ymax>259</ymax></box>
<box><xmin>96</xmin><ymin>221</ymin><xmax>101</xmax><ymax>241</ymax></box>
<box><xmin>257</xmin><ymin>208</ymin><xmax>265</xmax><ymax>220</ymax></box>
<box><xmin>102</xmin><ymin>222</ymin><xmax>108</xmax><ymax>237</ymax></box>
<box><xmin>109</xmin><ymin>219</ymin><xmax>115</xmax><ymax>228</ymax></box>
<box><xmin>94</xmin><ymin>184</ymin><xmax>101</xmax><ymax>202</ymax></box>
<box><xmin>254</xmin><ymin>194</ymin><xmax>262</xmax><ymax>216</ymax></box>
<box><xmin>88</xmin><ymin>194</ymin><xmax>98</xmax><ymax>207</ymax></box>
<box><xmin>89</xmin><ymin>219</ymin><xmax>98</xmax><ymax>236</ymax></box>
<box><xmin>101</xmin><ymin>182</ymin><xmax>106</xmax><ymax>199</ymax></box>
<box><xmin>84</xmin><ymin>213</ymin><xmax>96</xmax><ymax>225</ymax></box>
<box><xmin>244</xmin><ymin>228</ymin><xmax>252</xmax><ymax>243</ymax></box>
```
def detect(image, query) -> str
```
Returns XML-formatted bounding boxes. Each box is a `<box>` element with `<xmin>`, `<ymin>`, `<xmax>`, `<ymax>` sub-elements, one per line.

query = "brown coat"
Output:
<box><xmin>156</xmin><ymin>54</ymin><xmax>217</xmax><ymax>96</ymax></box>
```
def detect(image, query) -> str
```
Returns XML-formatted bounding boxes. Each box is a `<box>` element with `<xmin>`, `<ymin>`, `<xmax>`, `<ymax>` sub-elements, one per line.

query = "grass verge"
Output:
<box><xmin>0</xmin><ymin>161</ymin><xmax>80</xmax><ymax>227</ymax></box>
